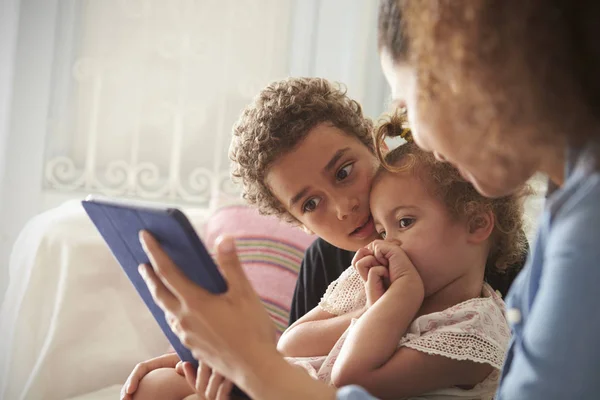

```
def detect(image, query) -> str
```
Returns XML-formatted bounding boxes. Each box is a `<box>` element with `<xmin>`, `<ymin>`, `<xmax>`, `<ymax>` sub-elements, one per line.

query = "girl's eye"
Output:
<box><xmin>379</xmin><ymin>231</ymin><xmax>387</xmax><ymax>239</ymax></box>
<box><xmin>336</xmin><ymin>163</ymin><xmax>354</xmax><ymax>181</ymax></box>
<box><xmin>399</xmin><ymin>218</ymin><xmax>415</xmax><ymax>229</ymax></box>
<box><xmin>302</xmin><ymin>197</ymin><xmax>321</xmax><ymax>213</ymax></box>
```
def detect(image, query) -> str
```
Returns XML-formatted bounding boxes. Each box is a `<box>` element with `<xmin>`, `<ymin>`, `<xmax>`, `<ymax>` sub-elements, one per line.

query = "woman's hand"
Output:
<box><xmin>121</xmin><ymin>352</ymin><xmax>181</xmax><ymax>400</ymax></box>
<box><xmin>137</xmin><ymin>231</ymin><xmax>278</xmax><ymax>387</ymax></box>
<box><xmin>180</xmin><ymin>361</ymin><xmax>234</xmax><ymax>400</ymax></box>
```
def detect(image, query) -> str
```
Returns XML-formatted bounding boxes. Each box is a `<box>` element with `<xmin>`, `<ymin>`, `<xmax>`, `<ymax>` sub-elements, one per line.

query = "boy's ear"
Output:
<box><xmin>299</xmin><ymin>225</ymin><xmax>314</xmax><ymax>235</ymax></box>
<box><xmin>467</xmin><ymin>210</ymin><xmax>494</xmax><ymax>244</ymax></box>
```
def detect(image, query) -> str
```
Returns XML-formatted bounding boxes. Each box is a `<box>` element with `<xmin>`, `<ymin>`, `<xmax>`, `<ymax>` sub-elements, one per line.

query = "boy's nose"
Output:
<box><xmin>335</xmin><ymin>198</ymin><xmax>359</xmax><ymax>220</ymax></box>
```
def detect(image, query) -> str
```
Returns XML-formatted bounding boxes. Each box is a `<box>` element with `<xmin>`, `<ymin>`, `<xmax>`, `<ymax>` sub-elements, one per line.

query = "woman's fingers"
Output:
<box><xmin>138</xmin><ymin>263</ymin><xmax>181</xmax><ymax>315</ymax></box>
<box><xmin>214</xmin><ymin>236</ymin><xmax>254</xmax><ymax>294</ymax></box>
<box><xmin>217</xmin><ymin>379</ymin><xmax>234</xmax><ymax>400</ymax></box>
<box><xmin>182</xmin><ymin>362</ymin><xmax>197</xmax><ymax>392</ymax></box>
<box><xmin>197</xmin><ymin>362</ymin><xmax>213</xmax><ymax>395</ymax></box>
<box><xmin>206</xmin><ymin>371</ymin><xmax>225</xmax><ymax>400</ymax></box>
<box><xmin>139</xmin><ymin>230</ymin><xmax>207</xmax><ymax>305</ymax></box>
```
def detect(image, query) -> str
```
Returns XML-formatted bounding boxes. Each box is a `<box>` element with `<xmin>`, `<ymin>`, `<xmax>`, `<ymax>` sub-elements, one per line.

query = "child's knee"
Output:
<box><xmin>133</xmin><ymin>368</ymin><xmax>193</xmax><ymax>400</ymax></box>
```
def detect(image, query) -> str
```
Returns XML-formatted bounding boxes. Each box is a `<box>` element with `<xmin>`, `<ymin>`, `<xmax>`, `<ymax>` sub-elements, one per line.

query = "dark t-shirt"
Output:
<box><xmin>288</xmin><ymin>238</ymin><xmax>354</xmax><ymax>325</ymax></box>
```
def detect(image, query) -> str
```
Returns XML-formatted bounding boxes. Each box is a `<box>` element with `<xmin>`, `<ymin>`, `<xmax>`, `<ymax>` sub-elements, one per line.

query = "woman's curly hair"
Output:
<box><xmin>230</xmin><ymin>77</ymin><xmax>374</xmax><ymax>223</ymax></box>
<box><xmin>374</xmin><ymin>112</ymin><xmax>530</xmax><ymax>290</ymax></box>
<box><xmin>378</xmin><ymin>0</ymin><xmax>600</xmax><ymax>148</ymax></box>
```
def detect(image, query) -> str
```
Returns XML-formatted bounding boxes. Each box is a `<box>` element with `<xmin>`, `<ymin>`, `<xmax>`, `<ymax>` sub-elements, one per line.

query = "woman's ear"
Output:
<box><xmin>299</xmin><ymin>225</ymin><xmax>314</xmax><ymax>235</ymax></box>
<box><xmin>467</xmin><ymin>210</ymin><xmax>494</xmax><ymax>244</ymax></box>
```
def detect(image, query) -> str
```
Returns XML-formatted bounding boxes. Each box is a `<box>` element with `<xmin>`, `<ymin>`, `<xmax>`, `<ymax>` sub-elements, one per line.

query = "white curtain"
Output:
<box><xmin>0</xmin><ymin>0</ymin><xmax>22</xmax><ymax>300</ymax></box>
<box><xmin>44</xmin><ymin>0</ymin><xmax>293</xmax><ymax>207</ymax></box>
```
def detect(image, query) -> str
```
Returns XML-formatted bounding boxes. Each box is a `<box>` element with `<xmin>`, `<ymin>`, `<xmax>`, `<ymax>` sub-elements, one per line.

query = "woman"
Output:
<box><xmin>138</xmin><ymin>1</ymin><xmax>600</xmax><ymax>399</ymax></box>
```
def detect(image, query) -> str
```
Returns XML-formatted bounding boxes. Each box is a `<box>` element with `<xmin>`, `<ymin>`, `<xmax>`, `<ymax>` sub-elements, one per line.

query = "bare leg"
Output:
<box><xmin>133</xmin><ymin>368</ymin><xmax>194</xmax><ymax>400</ymax></box>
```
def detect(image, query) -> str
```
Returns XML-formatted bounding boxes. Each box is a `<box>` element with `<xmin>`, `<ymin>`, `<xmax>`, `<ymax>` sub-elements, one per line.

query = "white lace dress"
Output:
<box><xmin>285</xmin><ymin>267</ymin><xmax>511</xmax><ymax>399</ymax></box>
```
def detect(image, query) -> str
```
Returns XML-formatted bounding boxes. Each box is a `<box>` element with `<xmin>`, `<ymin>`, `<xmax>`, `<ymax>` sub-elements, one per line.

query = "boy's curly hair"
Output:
<box><xmin>230</xmin><ymin>77</ymin><xmax>374</xmax><ymax>223</ymax></box>
<box><xmin>374</xmin><ymin>112</ymin><xmax>530</xmax><ymax>286</ymax></box>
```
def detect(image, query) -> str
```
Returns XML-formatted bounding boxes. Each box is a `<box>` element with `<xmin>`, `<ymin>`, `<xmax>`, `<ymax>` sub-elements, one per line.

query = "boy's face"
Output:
<box><xmin>265</xmin><ymin>123</ymin><xmax>380</xmax><ymax>251</ymax></box>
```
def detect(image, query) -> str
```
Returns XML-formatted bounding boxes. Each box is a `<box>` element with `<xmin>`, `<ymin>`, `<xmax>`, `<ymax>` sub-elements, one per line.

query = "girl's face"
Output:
<box><xmin>265</xmin><ymin>123</ymin><xmax>381</xmax><ymax>251</ymax></box>
<box><xmin>380</xmin><ymin>50</ymin><xmax>543</xmax><ymax>198</ymax></box>
<box><xmin>370</xmin><ymin>171</ymin><xmax>487</xmax><ymax>295</ymax></box>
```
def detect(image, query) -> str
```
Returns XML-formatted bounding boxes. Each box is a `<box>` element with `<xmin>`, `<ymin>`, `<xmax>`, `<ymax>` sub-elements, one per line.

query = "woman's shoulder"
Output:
<box><xmin>551</xmin><ymin>140</ymin><xmax>600</xmax><ymax>223</ymax></box>
<box><xmin>548</xmin><ymin>170</ymin><xmax>600</xmax><ymax>244</ymax></box>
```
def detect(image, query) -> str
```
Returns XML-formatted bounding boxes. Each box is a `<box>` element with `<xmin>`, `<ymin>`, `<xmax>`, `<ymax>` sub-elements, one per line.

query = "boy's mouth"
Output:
<box><xmin>349</xmin><ymin>215</ymin><xmax>375</xmax><ymax>239</ymax></box>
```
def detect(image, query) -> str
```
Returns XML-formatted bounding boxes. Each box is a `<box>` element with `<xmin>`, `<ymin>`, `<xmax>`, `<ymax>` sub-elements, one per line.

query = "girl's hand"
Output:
<box><xmin>365</xmin><ymin>266</ymin><xmax>390</xmax><ymax>307</ymax></box>
<box><xmin>367</xmin><ymin>240</ymin><xmax>421</xmax><ymax>285</ymax></box>
<box><xmin>352</xmin><ymin>247</ymin><xmax>380</xmax><ymax>282</ymax></box>
<box><xmin>137</xmin><ymin>231</ymin><xmax>279</xmax><ymax>389</ymax></box>
<box><xmin>121</xmin><ymin>352</ymin><xmax>181</xmax><ymax>400</ymax></box>
<box><xmin>353</xmin><ymin>247</ymin><xmax>391</xmax><ymax>306</ymax></box>
<box><xmin>181</xmin><ymin>361</ymin><xmax>234</xmax><ymax>400</ymax></box>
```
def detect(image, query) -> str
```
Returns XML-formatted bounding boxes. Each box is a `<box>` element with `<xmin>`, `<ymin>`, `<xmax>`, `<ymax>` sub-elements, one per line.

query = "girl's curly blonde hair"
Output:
<box><xmin>373</xmin><ymin>112</ymin><xmax>530</xmax><ymax>288</ymax></box>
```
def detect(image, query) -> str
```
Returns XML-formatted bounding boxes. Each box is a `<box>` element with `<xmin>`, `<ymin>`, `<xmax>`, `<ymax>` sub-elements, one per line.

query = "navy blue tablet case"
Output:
<box><xmin>81</xmin><ymin>198</ymin><xmax>227</xmax><ymax>367</ymax></box>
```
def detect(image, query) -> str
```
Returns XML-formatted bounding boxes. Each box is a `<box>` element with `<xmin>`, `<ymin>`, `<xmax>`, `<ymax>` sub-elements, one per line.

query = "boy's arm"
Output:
<box><xmin>277</xmin><ymin>305</ymin><xmax>365</xmax><ymax>357</ymax></box>
<box><xmin>331</xmin><ymin>278</ymin><xmax>493</xmax><ymax>399</ymax></box>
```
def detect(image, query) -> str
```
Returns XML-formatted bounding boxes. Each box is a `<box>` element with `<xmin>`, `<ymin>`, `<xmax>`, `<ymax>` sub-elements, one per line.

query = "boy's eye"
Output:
<box><xmin>378</xmin><ymin>231</ymin><xmax>387</xmax><ymax>239</ymax></box>
<box><xmin>399</xmin><ymin>217</ymin><xmax>415</xmax><ymax>229</ymax></box>
<box><xmin>336</xmin><ymin>163</ymin><xmax>354</xmax><ymax>181</ymax></box>
<box><xmin>302</xmin><ymin>197</ymin><xmax>321</xmax><ymax>213</ymax></box>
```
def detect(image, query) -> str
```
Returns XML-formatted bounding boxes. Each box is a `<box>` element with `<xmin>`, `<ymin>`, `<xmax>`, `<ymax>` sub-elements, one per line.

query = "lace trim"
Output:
<box><xmin>401</xmin><ymin>331</ymin><xmax>506</xmax><ymax>370</ymax></box>
<box><xmin>318</xmin><ymin>266</ymin><xmax>366</xmax><ymax>315</ymax></box>
<box><xmin>435</xmin><ymin>283</ymin><xmax>500</xmax><ymax>316</ymax></box>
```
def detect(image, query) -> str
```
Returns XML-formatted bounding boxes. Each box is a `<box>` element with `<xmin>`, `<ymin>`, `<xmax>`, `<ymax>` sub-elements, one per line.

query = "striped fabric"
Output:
<box><xmin>203</xmin><ymin>206</ymin><xmax>316</xmax><ymax>338</ymax></box>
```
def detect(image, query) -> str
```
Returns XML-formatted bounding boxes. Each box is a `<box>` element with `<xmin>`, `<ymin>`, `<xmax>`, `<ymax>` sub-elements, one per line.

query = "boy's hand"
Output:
<box><xmin>121</xmin><ymin>352</ymin><xmax>181</xmax><ymax>400</ymax></box>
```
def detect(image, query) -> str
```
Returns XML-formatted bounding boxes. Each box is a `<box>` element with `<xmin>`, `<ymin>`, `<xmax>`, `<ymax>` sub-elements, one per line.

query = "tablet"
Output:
<box><xmin>81</xmin><ymin>195</ymin><xmax>226</xmax><ymax>367</ymax></box>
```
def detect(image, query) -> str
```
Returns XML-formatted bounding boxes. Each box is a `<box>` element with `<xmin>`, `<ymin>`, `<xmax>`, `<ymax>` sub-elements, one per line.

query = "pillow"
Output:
<box><xmin>203</xmin><ymin>206</ymin><xmax>316</xmax><ymax>337</ymax></box>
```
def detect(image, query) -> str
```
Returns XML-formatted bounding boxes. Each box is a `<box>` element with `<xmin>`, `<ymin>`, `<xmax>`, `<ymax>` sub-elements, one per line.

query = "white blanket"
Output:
<box><xmin>0</xmin><ymin>201</ymin><xmax>209</xmax><ymax>400</ymax></box>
